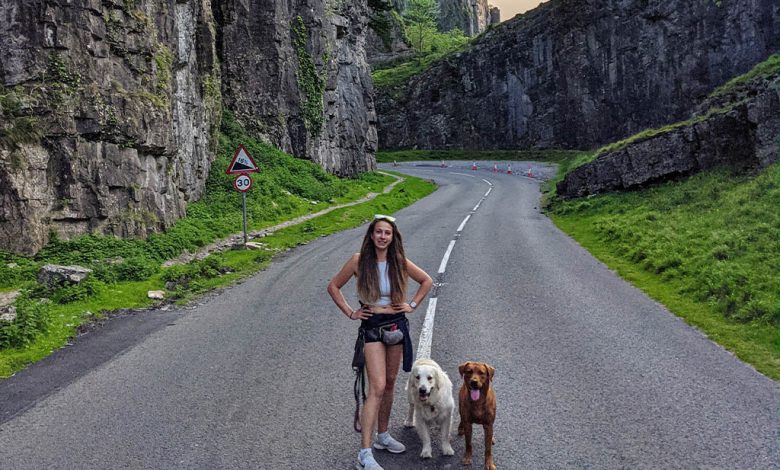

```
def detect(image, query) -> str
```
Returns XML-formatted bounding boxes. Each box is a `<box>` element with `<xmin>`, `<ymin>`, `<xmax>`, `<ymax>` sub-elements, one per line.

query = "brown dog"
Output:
<box><xmin>458</xmin><ymin>361</ymin><xmax>497</xmax><ymax>470</ymax></box>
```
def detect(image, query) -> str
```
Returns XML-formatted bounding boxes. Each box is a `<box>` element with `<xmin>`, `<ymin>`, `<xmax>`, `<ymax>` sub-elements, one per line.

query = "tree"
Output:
<box><xmin>403</xmin><ymin>0</ymin><xmax>440</xmax><ymax>53</ymax></box>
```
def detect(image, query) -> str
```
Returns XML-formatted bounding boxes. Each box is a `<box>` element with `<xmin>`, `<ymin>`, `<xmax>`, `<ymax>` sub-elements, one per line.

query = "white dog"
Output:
<box><xmin>404</xmin><ymin>358</ymin><xmax>455</xmax><ymax>458</ymax></box>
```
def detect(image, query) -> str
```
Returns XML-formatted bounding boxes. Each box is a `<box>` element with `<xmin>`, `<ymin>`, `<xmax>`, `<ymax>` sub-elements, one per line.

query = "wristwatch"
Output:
<box><xmin>409</xmin><ymin>300</ymin><xmax>418</xmax><ymax>310</ymax></box>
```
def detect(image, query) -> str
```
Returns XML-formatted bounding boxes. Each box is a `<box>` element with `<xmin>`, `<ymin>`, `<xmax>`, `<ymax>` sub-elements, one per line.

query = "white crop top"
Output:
<box><xmin>376</xmin><ymin>261</ymin><xmax>391</xmax><ymax>306</ymax></box>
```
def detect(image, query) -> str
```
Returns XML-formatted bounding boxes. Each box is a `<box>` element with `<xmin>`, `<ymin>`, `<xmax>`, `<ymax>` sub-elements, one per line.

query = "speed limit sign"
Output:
<box><xmin>233</xmin><ymin>174</ymin><xmax>252</xmax><ymax>192</ymax></box>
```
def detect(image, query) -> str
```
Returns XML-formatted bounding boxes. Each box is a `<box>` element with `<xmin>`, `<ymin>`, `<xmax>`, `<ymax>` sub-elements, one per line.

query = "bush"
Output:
<box><xmin>0</xmin><ymin>295</ymin><xmax>51</xmax><ymax>349</ymax></box>
<box><xmin>0</xmin><ymin>253</ymin><xmax>39</xmax><ymax>288</ymax></box>
<box><xmin>50</xmin><ymin>278</ymin><xmax>105</xmax><ymax>304</ymax></box>
<box><xmin>161</xmin><ymin>256</ymin><xmax>228</xmax><ymax>294</ymax></box>
<box><xmin>114</xmin><ymin>257</ymin><xmax>159</xmax><ymax>282</ymax></box>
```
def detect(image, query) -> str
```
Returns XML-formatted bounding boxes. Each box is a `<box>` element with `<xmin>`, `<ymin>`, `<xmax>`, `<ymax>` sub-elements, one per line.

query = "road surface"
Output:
<box><xmin>0</xmin><ymin>161</ymin><xmax>776</xmax><ymax>469</ymax></box>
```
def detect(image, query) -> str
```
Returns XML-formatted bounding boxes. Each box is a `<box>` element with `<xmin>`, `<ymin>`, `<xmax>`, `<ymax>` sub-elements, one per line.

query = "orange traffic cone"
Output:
<box><xmin>527</xmin><ymin>166</ymin><xmax>533</xmax><ymax>177</ymax></box>
<box><xmin>507</xmin><ymin>164</ymin><xmax>512</xmax><ymax>175</ymax></box>
<box><xmin>471</xmin><ymin>162</ymin><xmax>477</xmax><ymax>170</ymax></box>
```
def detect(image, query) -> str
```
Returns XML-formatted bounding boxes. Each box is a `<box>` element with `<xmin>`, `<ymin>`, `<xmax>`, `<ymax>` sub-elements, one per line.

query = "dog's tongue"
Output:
<box><xmin>470</xmin><ymin>389</ymin><xmax>480</xmax><ymax>401</ymax></box>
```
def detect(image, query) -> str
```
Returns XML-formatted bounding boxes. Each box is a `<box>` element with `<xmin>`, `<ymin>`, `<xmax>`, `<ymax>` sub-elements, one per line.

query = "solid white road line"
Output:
<box><xmin>416</xmin><ymin>298</ymin><xmax>438</xmax><ymax>360</ymax></box>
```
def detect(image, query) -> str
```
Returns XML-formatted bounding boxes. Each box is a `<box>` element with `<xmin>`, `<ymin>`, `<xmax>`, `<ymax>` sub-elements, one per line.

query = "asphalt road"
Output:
<box><xmin>0</xmin><ymin>162</ymin><xmax>777</xmax><ymax>469</ymax></box>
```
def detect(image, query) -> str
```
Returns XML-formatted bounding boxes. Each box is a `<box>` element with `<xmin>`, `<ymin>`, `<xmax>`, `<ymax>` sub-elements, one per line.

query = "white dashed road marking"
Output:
<box><xmin>416</xmin><ymin>175</ymin><xmax>493</xmax><ymax>359</ymax></box>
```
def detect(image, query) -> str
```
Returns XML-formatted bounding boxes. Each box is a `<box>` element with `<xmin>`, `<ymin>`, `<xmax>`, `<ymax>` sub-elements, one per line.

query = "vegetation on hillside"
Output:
<box><xmin>372</xmin><ymin>30</ymin><xmax>469</xmax><ymax>93</ymax></box>
<box><xmin>710</xmin><ymin>53</ymin><xmax>780</xmax><ymax>98</ymax></box>
<box><xmin>371</xmin><ymin>0</ymin><xmax>470</xmax><ymax>93</ymax></box>
<box><xmin>402</xmin><ymin>0</ymin><xmax>440</xmax><ymax>53</ymax></box>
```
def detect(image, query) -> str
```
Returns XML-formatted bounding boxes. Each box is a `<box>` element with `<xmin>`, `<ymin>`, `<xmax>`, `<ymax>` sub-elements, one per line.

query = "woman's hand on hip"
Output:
<box><xmin>350</xmin><ymin>306</ymin><xmax>372</xmax><ymax>320</ymax></box>
<box><xmin>391</xmin><ymin>303</ymin><xmax>413</xmax><ymax>313</ymax></box>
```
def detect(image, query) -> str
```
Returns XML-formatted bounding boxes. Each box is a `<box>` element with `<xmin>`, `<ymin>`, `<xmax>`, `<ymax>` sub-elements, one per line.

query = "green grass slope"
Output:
<box><xmin>548</xmin><ymin>165</ymin><xmax>779</xmax><ymax>379</ymax></box>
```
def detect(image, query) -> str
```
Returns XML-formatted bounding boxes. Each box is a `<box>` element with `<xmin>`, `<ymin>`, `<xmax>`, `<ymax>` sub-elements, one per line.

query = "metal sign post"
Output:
<box><xmin>242</xmin><ymin>192</ymin><xmax>248</xmax><ymax>244</ymax></box>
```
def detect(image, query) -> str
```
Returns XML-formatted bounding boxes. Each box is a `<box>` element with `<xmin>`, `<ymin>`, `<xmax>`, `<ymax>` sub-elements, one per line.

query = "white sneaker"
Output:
<box><xmin>356</xmin><ymin>448</ymin><xmax>384</xmax><ymax>470</ymax></box>
<box><xmin>372</xmin><ymin>432</ymin><xmax>406</xmax><ymax>454</ymax></box>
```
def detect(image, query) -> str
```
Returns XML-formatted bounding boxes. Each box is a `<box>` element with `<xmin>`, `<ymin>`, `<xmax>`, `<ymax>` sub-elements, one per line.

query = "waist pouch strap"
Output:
<box><xmin>398</xmin><ymin>317</ymin><xmax>412</xmax><ymax>372</ymax></box>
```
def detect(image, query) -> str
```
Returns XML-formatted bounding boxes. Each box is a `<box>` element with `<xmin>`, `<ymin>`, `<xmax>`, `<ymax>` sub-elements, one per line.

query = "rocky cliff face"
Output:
<box><xmin>0</xmin><ymin>0</ymin><xmax>220</xmax><ymax>255</ymax></box>
<box><xmin>439</xmin><ymin>0</ymin><xmax>495</xmax><ymax>36</ymax></box>
<box><xmin>216</xmin><ymin>0</ymin><xmax>377</xmax><ymax>177</ymax></box>
<box><xmin>376</xmin><ymin>0</ymin><xmax>780</xmax><ymax>151</ymax></box>
<box><xmin>1</xmin><ymin>0</ymin><xmax>377</xmax><ymax>255</ymax></box>
<box><xmin>556</xmin><ymin>67</ymin><xmax>780</xmax><ymax>198</ymax></box>
<box><xmin>366</xmin><ymin>0</ymin><xmax>413</xmax><ymax>66</ymax></box>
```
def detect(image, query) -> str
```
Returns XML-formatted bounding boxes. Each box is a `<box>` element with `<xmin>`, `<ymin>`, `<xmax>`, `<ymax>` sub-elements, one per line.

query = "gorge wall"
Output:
<box><xmin>557</xmin><ymin>66</ymin><xmax>780</xmax><ymax>198</ymax></box>
<box><xmin>0</xmin><ymin>0</ymin><xmax>221</xmax><ymax>255</ymax></box>
<box><xmin>376</xmin><ymin>0</ymin><xmax>780</xmax><ymax>151</ymax></box>
<box><xmin>216</xmin><ymin>0</ymin><xmax>377</xmax><ymax>177</ymax></box>
<box><xmin>0</xmin><ymin>0</ymin><xmax>376</xmax><ymax>255</ymax></box>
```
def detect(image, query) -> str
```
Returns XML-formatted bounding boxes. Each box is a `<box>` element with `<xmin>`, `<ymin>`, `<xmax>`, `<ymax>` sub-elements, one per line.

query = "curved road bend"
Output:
<box><xmin>0</xmin><ymin>161</ymin><xmax>776</xmax><ymax>469</ymax></box>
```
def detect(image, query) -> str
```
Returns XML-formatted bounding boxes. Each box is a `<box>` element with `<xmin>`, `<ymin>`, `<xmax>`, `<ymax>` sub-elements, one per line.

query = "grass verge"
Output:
<box><xmin>547</xmin><ymin>165</ymin><xmax>780</xmax><ymax>380</ymax></box>
<box><xmin>0</xmin><ymin>175</ymin><xmax>435</xmax><ymax>377</ymax></box>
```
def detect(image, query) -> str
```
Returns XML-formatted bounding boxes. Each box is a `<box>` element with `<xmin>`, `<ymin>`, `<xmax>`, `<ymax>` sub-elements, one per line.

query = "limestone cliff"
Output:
<box><xmin>376</xmin><ymin>0</ymin><xmax>780</xmax><ymax>151</ymax></box>
<box><xmin>439</xmin><ymin>0</ymin><xmax>495</xmax><ymax>36</ymax></box>
<box><xmin>0</xmin><ymin>0</ymin><xmax>377</xmax><ymax>255</ymax></box>
<box><xmin>216</xmin><ymin>0</ymin><xmax>377</xmax><ymax>177</ymax></box>
<box><xmin>0</xmin><ymin>0</ymin><xmax>220</xmax><ymax>255</ymax></box>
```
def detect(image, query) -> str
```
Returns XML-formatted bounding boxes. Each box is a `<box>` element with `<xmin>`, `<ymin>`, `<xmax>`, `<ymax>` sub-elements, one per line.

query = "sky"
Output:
<box><xmin>490</xmin><ymin>0</ymin><xmax>546</xmax><ymax>21</ymax></box>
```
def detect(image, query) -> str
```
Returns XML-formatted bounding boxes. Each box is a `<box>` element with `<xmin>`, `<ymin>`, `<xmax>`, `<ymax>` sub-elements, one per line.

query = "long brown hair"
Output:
<box><xmin>356</xmin><ymin>217</ymin><xmax>407</xmax><ymax>304</ymax></box>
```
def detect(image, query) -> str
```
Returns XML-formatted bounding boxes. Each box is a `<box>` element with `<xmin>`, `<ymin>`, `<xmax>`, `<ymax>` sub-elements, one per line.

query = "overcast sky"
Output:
<box><xmin>490</xmin><ymin>0</ymin><xmax>545</xmax><ymax>21</ymax></box>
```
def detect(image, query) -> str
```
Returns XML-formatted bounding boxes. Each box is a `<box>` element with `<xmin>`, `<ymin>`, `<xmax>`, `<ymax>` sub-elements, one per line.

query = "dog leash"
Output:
<box><xmin>352</xmin><ymin>329</ymin><xmax>367</xmax><ymax>433</ymax></box>
<box><xmin>353</xmin><ymin>366</ymin><xmax>366</xmax><ymax>432</ymax></box>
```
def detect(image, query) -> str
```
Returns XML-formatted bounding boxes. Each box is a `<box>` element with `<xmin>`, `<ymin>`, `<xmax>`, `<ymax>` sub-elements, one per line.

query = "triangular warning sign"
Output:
<box><xmin>226</xmin><ymin>144</ymin><xmax>260</xmax><ymax>174</ymax></box>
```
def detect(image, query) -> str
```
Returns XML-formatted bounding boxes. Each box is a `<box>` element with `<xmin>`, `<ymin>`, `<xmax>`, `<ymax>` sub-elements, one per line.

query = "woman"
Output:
<box><xmin>327</xmin><ymin>215</ymin><xmax>433</xmax><ymax>470</ymax></box>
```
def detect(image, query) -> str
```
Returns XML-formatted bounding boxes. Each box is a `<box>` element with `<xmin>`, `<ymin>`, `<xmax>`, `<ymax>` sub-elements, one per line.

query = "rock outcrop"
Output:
<box><xmin>216</xmin><ymin>0</ymin><xmax>377</xmax><ymax>177</ymax></box>
<box><xmin>1</xmin><ymin>0</ymin><xmax>378</xmax><ymax>255</ymax></box>
<box><xmin>376</xmin><ymin>0</ymin><xmax>780</xmax><ymax>151</ymax></box>
<box><xmin>556</xmin><ymin>66</ymin><xmax>780</xmax><ymax>198</ymax></box>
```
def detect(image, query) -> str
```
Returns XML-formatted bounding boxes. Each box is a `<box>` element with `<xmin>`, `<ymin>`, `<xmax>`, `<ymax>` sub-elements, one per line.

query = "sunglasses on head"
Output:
<box><xmin>374</xmin><ymin>214</ymin><xmax>396</xmax><ymax>223</ymax></box>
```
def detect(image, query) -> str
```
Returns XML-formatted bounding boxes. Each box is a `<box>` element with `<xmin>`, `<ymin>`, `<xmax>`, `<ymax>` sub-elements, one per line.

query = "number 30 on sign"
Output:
<box><xmin>233</xmin><ymin>174</ymin><xmax>252</xmax><ymax>192</ymax></box>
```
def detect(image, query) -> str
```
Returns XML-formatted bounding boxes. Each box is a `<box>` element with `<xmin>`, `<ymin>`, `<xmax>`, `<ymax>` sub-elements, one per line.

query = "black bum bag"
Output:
<box><xmin>363</xmin><ymin>320</ymin><xmax>405</xmax><ymax>345</ymax></box>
